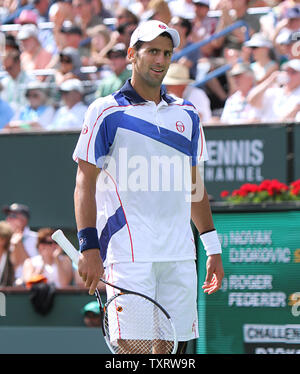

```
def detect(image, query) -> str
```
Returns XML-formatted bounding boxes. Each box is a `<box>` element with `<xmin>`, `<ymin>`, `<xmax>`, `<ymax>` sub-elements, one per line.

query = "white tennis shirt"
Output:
<box><xmin>73</xmin><ymin>80</ymin><xmax>208</xmax><ymax>266</ymax></box>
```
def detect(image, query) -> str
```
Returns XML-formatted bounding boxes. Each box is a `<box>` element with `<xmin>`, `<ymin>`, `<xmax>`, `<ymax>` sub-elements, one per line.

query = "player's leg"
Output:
<box><xmin>155</xmin><ymin>260</ymin><xmax>199</xmax><ymax>352</ymax></box>
<box><xmin>105</xmin><ymin>262</ymin><xmax>157</xmax><ymax>353</ymax></box>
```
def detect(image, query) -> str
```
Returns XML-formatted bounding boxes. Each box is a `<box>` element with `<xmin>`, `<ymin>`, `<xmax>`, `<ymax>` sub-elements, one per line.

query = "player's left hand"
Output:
<box><xmin>202</xmin><ymin>254</ymin><xmax>224</xmax><ymax>295</ymax></box>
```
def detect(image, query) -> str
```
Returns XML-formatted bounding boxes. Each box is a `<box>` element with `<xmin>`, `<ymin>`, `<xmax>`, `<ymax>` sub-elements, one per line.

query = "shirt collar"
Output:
<box><xmin>119</xmin><ymin>79</ymin><xmax>175</xmax><ymax>105</ymax></box>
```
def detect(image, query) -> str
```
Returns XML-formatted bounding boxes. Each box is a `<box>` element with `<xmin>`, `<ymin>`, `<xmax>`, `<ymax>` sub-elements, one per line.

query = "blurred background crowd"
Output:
<box><xmin>0</xmin><ymin>0</ymin><xmax>300</xmax><ymax>131</ymax></box>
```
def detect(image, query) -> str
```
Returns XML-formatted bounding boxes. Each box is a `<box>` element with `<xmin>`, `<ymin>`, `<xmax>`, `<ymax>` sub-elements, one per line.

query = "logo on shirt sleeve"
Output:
<box><xmin>82</xmin><ymin>125</ymin><xmax>88</xmax><ymax>134</ymax></box>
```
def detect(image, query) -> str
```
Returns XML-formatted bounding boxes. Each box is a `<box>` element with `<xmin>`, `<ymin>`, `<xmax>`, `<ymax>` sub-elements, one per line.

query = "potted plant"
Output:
<box><xmin>220</xmin><ymin>179</ymin><xmax>300</xmax><ymax>204</ymax></box>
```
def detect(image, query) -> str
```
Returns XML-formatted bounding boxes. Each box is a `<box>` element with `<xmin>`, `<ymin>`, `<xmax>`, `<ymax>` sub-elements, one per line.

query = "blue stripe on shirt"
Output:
<box><xmin>94</xmin><ymin>110</ymin><xmax>194</xmax><ymax>166</ymax></box>
<box><xmin>99</xmin><ymin>206</ymin><xmax>127</xmax><ymax>262</ymax></box>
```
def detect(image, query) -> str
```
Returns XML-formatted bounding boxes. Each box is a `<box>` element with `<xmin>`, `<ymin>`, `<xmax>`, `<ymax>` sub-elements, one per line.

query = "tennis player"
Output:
<box><xmin>73</xmin><ymin>20</ymin><xmax>224</xmax><ymax>354</ymax></box>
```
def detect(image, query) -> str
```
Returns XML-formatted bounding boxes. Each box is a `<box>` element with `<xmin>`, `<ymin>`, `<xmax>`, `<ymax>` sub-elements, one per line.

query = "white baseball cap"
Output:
<box><xmin>282</xmin><ymin>59</ymin><xmax>300</xmax><ymax>73</ymax></box>
<box><xmin>243</xmin><ymin>33</ymin><xmax>273</xmax><ymax>49</ymax></box>
<box><xmin>129</xmin><ymin>20</ymin><xmax>180</xmax><ymax>49</ymax></box>
<box><xmin>60</xmin><ymin>79</ymin><xmax>84</xmax><ymax>94</ymax></box>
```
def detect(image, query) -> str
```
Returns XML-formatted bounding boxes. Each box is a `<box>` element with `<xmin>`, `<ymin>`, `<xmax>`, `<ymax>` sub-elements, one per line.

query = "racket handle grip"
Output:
<box><xmin>52</xmin><ymin>229</ymin><xmax>80</xmax><ymax>265</ymax></box>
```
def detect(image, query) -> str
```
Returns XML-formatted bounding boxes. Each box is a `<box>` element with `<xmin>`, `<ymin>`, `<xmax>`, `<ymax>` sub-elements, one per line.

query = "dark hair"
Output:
<box><xmin>37</xmin><ymin>228</ymin><xmax>55</xmax><ymax>247</ymax></box>
<box><xmin>133</xmin><ymin>31</ymin><xmax>173</xmax><ymax>51</ymax></box>
<box><xmin>4</xmin><ymin>50</ymin><xmax>20</xmax><ymax>63</ymax></box>
<box><xmin>179</xmin><ymin>17</ymin><xmax>192</xmax><ymax>37</ymax></box>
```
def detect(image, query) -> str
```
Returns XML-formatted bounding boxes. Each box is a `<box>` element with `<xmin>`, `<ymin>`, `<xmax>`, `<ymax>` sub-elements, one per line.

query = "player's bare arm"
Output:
<box><xmin>190</xmin><ymin>166</ymin><xmax>224</xmax><ymax>294</ymax></box>
<box><xmin>74</xmin><ymin>158</ymin><xmax>104</xmax><ymax>295</ymax></box>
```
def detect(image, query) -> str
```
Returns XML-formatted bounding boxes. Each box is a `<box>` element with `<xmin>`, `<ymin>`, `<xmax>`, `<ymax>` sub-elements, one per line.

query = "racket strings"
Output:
<box><xmin>104</xmin><ymin>293</ymin><xmax>175</xmax><ymax>354</ymax></box>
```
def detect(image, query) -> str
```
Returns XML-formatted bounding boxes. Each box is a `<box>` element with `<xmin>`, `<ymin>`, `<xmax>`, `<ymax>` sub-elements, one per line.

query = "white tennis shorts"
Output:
<box><xmin>105</xmin><ymin>260</ymin><xmax>199</xmax><ymax>342</ymax></box>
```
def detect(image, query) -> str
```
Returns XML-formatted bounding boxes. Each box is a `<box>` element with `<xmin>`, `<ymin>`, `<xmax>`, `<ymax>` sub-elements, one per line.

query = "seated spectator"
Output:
<box><xmin>31</xmin><ymin>0</ymin><xmax>51</xmax><ymax>22</ymax></box>
<box><xmin>81</xmin><ymin>301</ymin><xmax>102</xmax><ymax>327</ymax></box>
<box><xmin>53</xmin><ymin>47</ymin><xmax>86</xmax><ymax>85</ymax></box>
<box><xmin>212</xmin><ymin>0</ymin><xmax>260</xmax><ymax>52</ymax></box>
<box><xmin>115</xmin><ymin>21</ymin><xmax>139</xmax><ymax>49</ymax></box>
<box><xmin>220</xmin><ymin>63</ymin><xmax>261</xmax><ymax>124</ymax></box>
<box><xmin>23</xmin><ymin>228</ymin><xmax>73</xmax><ymax>288</ymax></box>
<box><xmin>0</xmin><ymin>50</ymin><xmax>37</xmax><ymax>112</ymax></box>
<box><xmin>17</xmin><ymin>24</ymin><xmax>53</xmax><ymax>76</ymax></box>
<box><xmin>248</xmin><ymin>59</ymin><xmax>300</xmax><ymax>122</ymax></box>
<box><xmin>48</xmin><ymin>79</ymin><xmax>88</xmax><ymax>130</ymax></box>
<box><xmin>189</xmin><ymin>0</ymin><xmax>218</xmax><ymax>57</ymax></box>
<box><xmin>163</xmin><ymin>63</ymin><xmax>212</xmax><ymax>123</ymax></box>
<box><xmin>2</xmin><ymin>203</ymin><xmax>38</xmax><ymax>284</ymax></box>
<box><xmin>0</xmin><ymin>98</ymin><xmax>14</xmax><ymax>131</ymax></box>
<box><xmin>168</xmin><ymin>0</ymin><xmax>195</xmax><ymax>19</ymax></box>
<box><xmin>91</xmin><ymin>0</ymin><xmax>112</xmax><ymax>21</ymax></box>
<box><xmin>4</xmin><ymin>33</ymin><xmax>20</xmax><ymax>54</ymax></box>
<box><xmin>272</xmin><ymin>6</ymin><xmax>300</xmax><ymax>48</ymax></box>
<box><xmin>86</xmin><ymin>24</ymin><xmax>111</xmax><ymax>69</ymax></box>
<box><xmin>108</xmin><ymin>9</ymin><xmax>139</xmax><ymax>51</ymax></box>
<box><xmin>48</xmin><ymin>0</ymin><xmax>74</xmax><ymax>54</ymax></box>
<box><xmin>5</xmin><ymin>81</ymin><xmax>55</xmax><ymax>132</ymax></box>
<box><xmin>143</xmin><ymin>0</ymin><xmax>172</xmax><ymax>25</ymax></box>
<box><xmin>72</xmin><ymin>0</ymin><xmax>103</xmax><ymax>37</ymax></box>
<box><xmin>0</xmin><ymin>221</ymin><xmax>15</xmax><ymax>287</ymax></box>
<box><xmin>2</xmin><ymin>0</ymin><xmax>34</xmax><ymax>25</ymax></box>
<box><xmin>244</xmin><ymin>33</ymin><xmax>279</xmax><ymax>84</ymax></box>
<box><xmin>14</xmin><ymin>9</ymin><xmax>39</xmax><ymax>25</ymax></box>
<box><xmin>114</xmin><ymin>6</ymin><xmax>139</xmax><ymax>30</ymax></box>
<box><xmin>129</xmin><ymin>0</ymin><xmax>152</xmax><ymax>18</ymax></box>
<box><xmin>170</xmin><ymin>16</ymin><xmax>200</xmax><ymax>79</ymax></box>
<box><xmin>259</xmin><ymin>1</ymin><xmax>292</xmax><ymax>41</ymax></box>
<box><xmin>60</xmin><ymin>21</ymin><xmax>90</xmax><ymax>61</ymax></box>
<box><xmin>95</xmin><ymin>43</ymin><xmax>132</xmax><ymax>98</ymax></box>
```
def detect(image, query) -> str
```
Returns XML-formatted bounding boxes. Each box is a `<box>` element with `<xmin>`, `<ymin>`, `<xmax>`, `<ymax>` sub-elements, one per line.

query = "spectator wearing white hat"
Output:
<box><xmin>163</xmin><ymin>62</ymin><xmax>212</xmax><ymax>123</ymax></box>
<box><xmin>48</xmin><ymin>79</ymin><xmax>88</xmax><ymax>130</ymax></box>
<box><xmin>17</xmin><ymin>24</ymin><xmax>53</xmax><ymax>76</ymax></box>
<box><xmin>1</xmin><ymin>50</ymin><xmax>37</xmax><ymax>112</ymax></box>
<box><xmin>5</xmin><ymin>81</ymin><xmax>55</xmax><ymax>132</ymax></box>
<box><xmin>248</xmin><ymin>59</ymin><xmax>300</xmax><ymax>122</ymax></box>
<box><xmin>243</xmin><ymin>33</ymin><xmax>279</xmax><ymax>84</ymax></box>
<box><xmin>220</xmin><ymin>63</ymin><xmax>261</xmax><ymax>124</ymax></box>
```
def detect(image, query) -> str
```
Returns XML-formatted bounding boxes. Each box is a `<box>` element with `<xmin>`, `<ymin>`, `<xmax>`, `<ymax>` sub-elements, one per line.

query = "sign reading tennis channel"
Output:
<box><xmin>202</xmin><ymin>125</ymin><xmax>287</xmax><ymax>201</ymax></box>
<box><xmin>196</xmin><ymin>208</ymin><xmax>300</xmax><ymax>354</ymax></box>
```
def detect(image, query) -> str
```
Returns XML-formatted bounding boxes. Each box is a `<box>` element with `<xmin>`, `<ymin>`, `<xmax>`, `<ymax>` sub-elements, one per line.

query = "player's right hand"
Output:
<box><xmin>78</xmin><ymin>249</ymin><xmax>104</xmax><ymax>295</ymax></box>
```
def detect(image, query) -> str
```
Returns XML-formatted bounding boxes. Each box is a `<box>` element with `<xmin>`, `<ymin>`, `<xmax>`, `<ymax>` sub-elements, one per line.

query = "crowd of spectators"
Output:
<box><xmin>0</xmin><ymin>202</ymin><xmax>91</xmax><ymax>289</ymax></box>
<box><xmin>0</xmin><ymin>0</ymin><xmax>300</xmax><ymax>128</ymax></box>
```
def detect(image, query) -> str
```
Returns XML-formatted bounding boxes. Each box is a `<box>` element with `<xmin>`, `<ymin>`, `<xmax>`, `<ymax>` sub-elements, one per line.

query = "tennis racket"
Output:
<box><xmin>51</xmin><ymin>229</ymin><xmax>178</xmax><ymax>354</ymax></box>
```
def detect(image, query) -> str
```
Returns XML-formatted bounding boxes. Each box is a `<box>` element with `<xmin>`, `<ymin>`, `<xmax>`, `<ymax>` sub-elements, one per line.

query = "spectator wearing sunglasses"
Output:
<box><xmin>54</xmin><ymin>47</ymin><xmax>85</xmax><ymax>85</ymax></box>
<box><xmin>5</xmin><ymin>81</ymin><xmax>55</xmax><ymax>132</ymax></box>
<box><xmin>2</xmin><ymin>203</ymin><xmax>38</xmax><ymax>285</ymax></box>
<box><xmin>23</xmin><ymin>228</ymin><xmax>73</xmax><ymax>288</ymax></box>
<box><xmin>0</xmin><ymin>50</ymin><xmax>37</xmax><ymax>113</ymax></box>
<box><xmin>95</xmin><ymin>43</ymin><xmax>132</xmax><ymax>98</ymax></box>
<box><xmin>243</xmin><ymin>33</ymin><xmax>279</xmax><ymax>84</ymax></box>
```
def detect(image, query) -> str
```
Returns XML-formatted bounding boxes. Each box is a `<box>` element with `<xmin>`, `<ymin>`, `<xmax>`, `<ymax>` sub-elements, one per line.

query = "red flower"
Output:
<box><xmin>220</xmin><ymin>190</ymin><xmax>229</xmax><ymax>198</ymax></box>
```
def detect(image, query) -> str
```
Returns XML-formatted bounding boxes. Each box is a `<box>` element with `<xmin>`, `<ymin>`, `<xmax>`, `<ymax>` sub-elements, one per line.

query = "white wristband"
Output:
<box><xmin>200</xmin><ymin>230</ymin><xmax>222</xmax><ymax>256</ymax></box>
